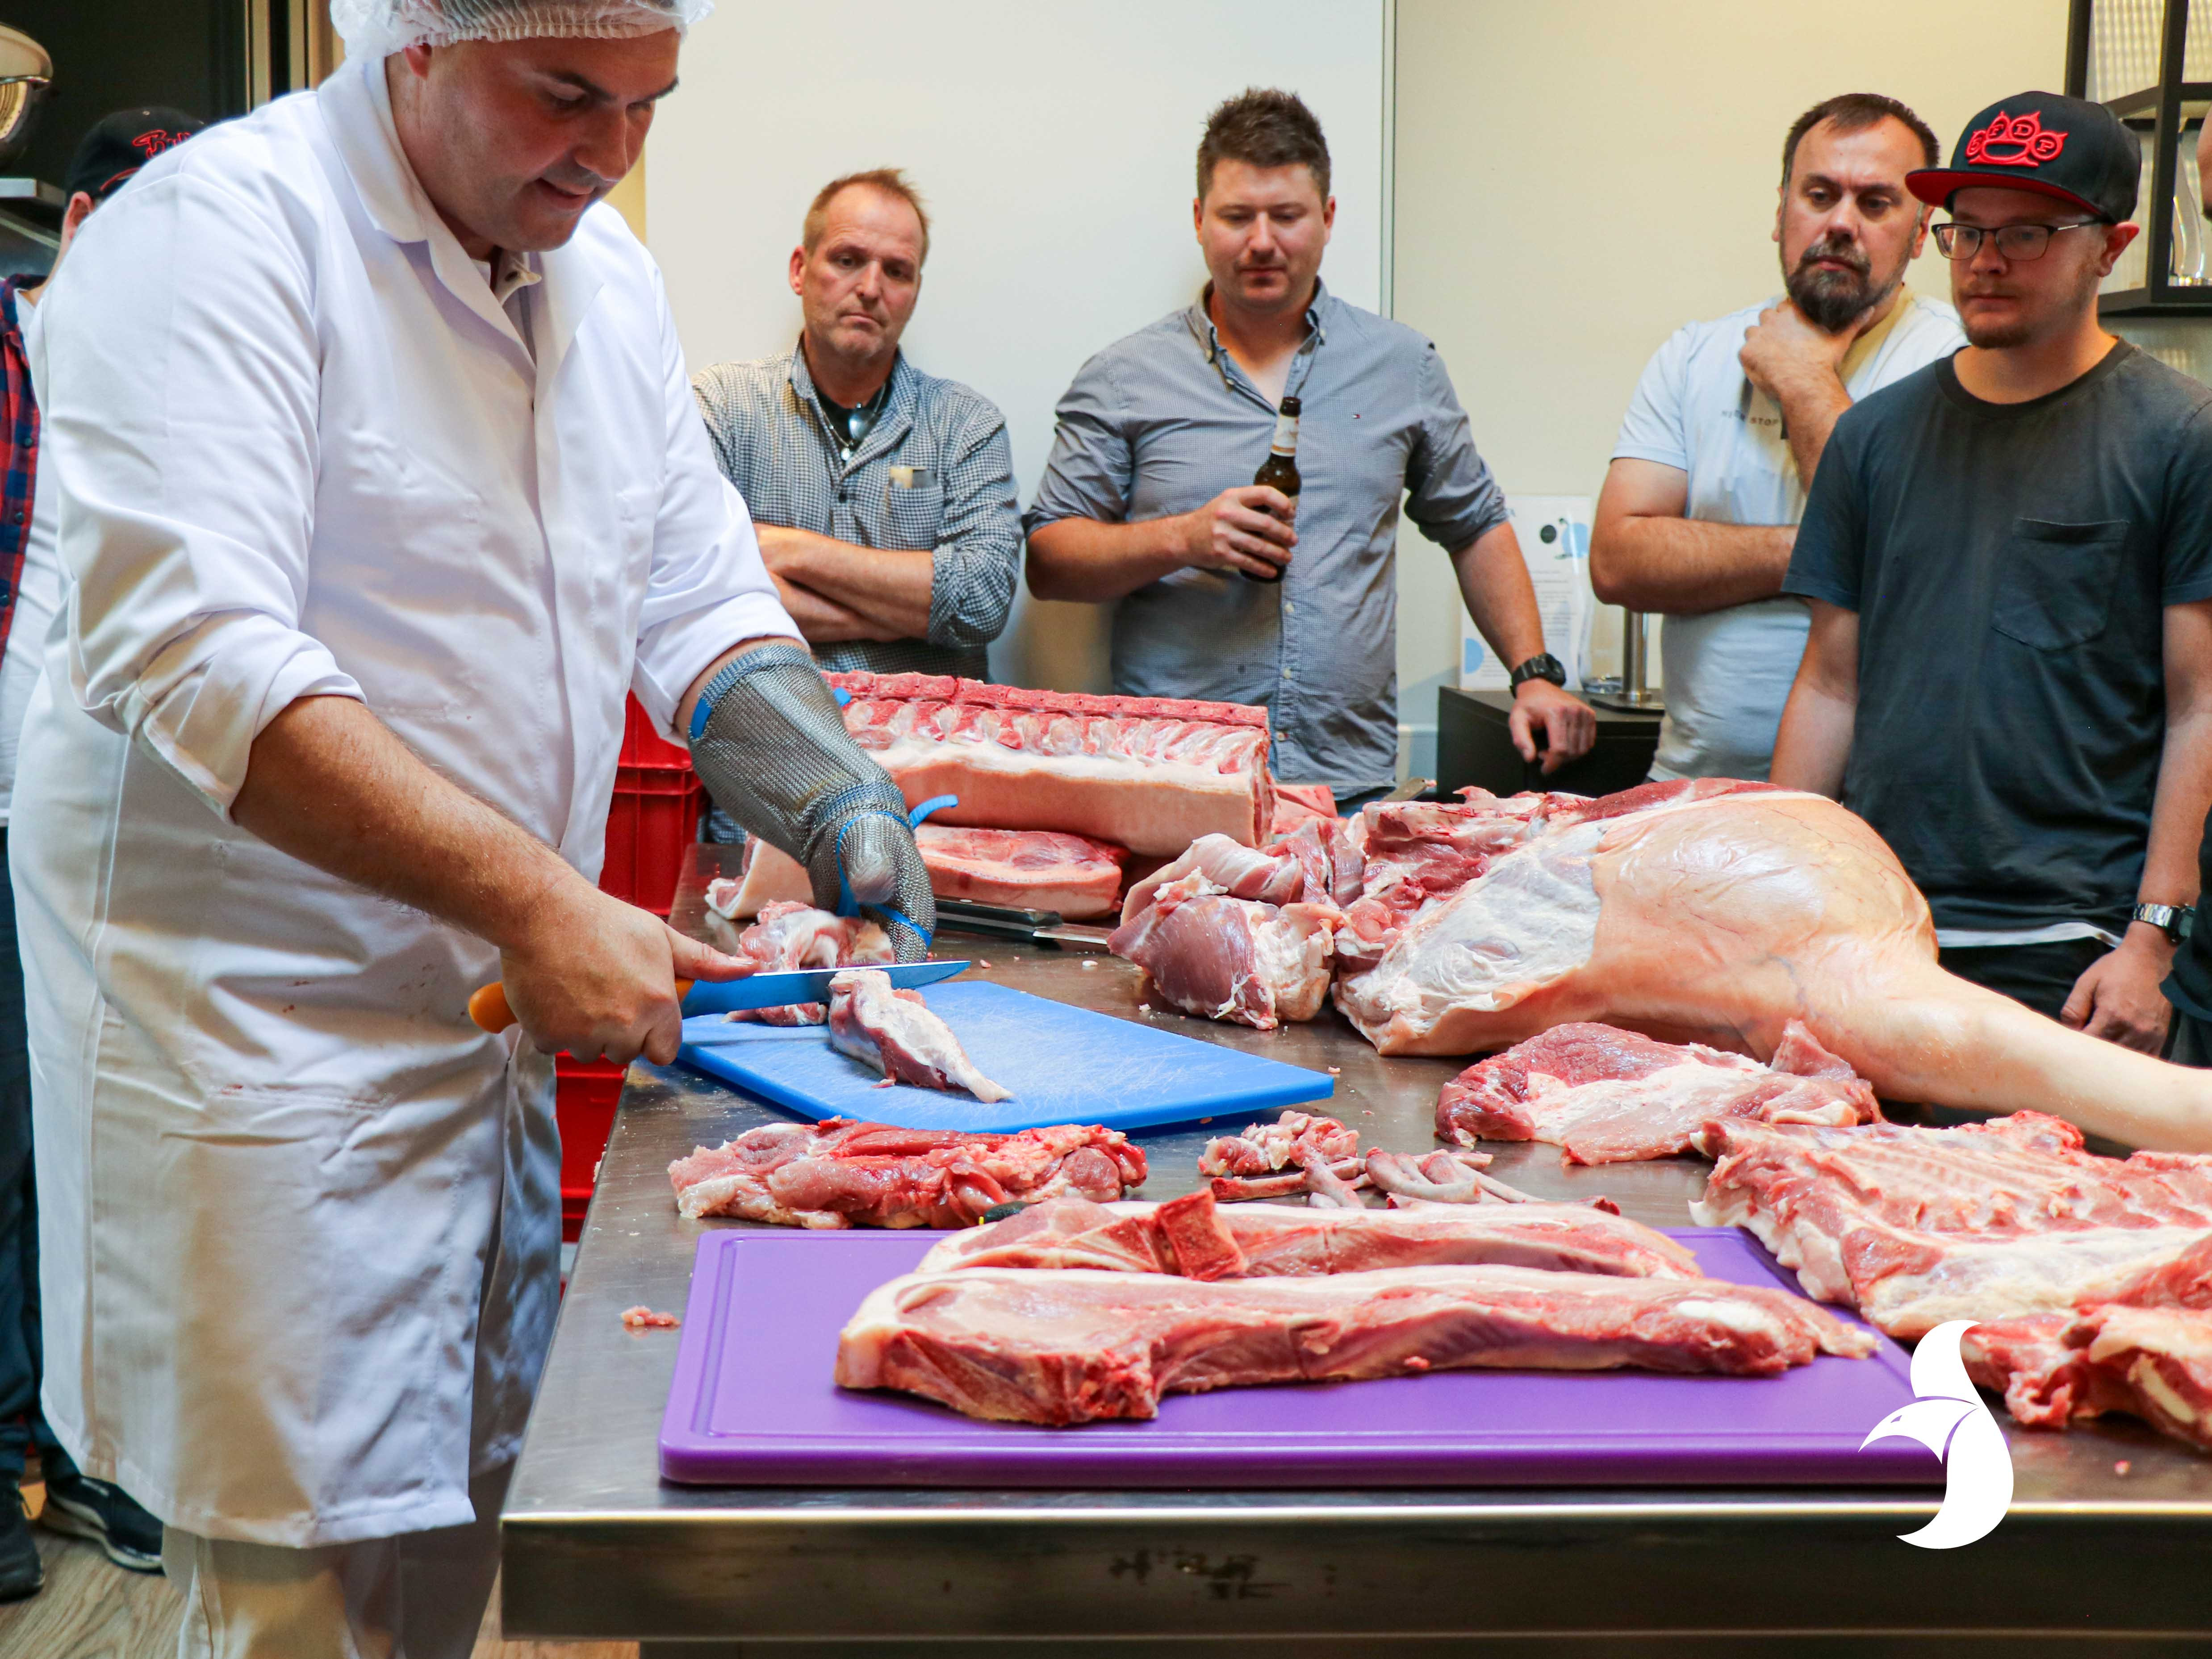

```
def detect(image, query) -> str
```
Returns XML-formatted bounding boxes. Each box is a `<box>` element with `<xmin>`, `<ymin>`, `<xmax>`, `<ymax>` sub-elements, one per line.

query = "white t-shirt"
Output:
<box><xmin>1612</xmin><ymin>290</ymin><xmax>1964</xmax><ymax>781</ymax></box>
<box><xmin>0</xmin><ymin>294</ymin><xmax>63</xmax><ymax>827</ymax></box>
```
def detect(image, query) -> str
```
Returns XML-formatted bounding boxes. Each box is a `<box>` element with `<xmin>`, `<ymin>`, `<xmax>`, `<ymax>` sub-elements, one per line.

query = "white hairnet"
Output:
<box><xmin>330</xmin><ymin>0</ymin><xmax>711</xmax><ymax>59</ymax></box>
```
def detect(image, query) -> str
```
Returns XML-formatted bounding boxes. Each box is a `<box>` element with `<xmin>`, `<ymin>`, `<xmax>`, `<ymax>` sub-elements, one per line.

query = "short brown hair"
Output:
<box><xmin>1781</xmin><ymin>93</ymin><xmax>1940</xmax><ymax>188</ymax></box>
<box><xmin>1197</xmin><ymin>88</ymin><xmax>1330</xmax><ymax>202</ymax></box>
<box><xmin>803</xmin><ymin>167</ymin><xmax>931</xmax><ymax>265</ymax></box>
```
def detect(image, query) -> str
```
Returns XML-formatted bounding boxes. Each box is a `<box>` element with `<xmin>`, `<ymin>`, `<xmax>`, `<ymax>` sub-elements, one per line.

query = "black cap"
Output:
<box><xmin>64</xmin><ymin>107</ymin><xmax>207</xmax><ymax>205</ymax></box>
<box><xmin>1907</xmin><ymin>92</ymin><xmax>2138</xmax><ymax>222</ymax></box>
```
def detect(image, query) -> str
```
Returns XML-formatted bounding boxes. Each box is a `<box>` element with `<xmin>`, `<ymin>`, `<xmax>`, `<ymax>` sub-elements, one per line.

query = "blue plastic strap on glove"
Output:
<box><xmin>907</xmin><ymin>794</ymin><xmax>958</xmax><ymax>828</ymax></box>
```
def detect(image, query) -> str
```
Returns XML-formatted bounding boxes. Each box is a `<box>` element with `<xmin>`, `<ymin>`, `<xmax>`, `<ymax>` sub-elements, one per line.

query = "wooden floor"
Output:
<box><xmin>0</xmin><ymin>1485</ymin><xmax>636</xmax><ymax>1659</ymax></box>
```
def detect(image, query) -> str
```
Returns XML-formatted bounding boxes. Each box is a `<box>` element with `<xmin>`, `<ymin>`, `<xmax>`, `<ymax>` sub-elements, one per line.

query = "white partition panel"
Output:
<box><xmin>649</xmin><ymin>0</ymin><xmax>1388</xmax><ymax>693</ymax></box>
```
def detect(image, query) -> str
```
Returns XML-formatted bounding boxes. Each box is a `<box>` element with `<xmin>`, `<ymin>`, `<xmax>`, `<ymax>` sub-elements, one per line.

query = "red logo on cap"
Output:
<box><xmin>131</xmin><ymin>129</ymin><xmax>187</xmax><ymax>160</ymax></box>
<box><xmin>1965</xmin><ymin>109</ymin><xmax>2067</xmax><ymax>168</ymax></box>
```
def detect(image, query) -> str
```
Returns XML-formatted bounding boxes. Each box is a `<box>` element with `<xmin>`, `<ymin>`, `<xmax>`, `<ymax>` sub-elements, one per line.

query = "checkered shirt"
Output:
<box><xmin>692</xmin><ymin>346</ymin><xmax>1020</xmax><ymax>680</ymax></box>
<box><xmin>0</xmin><ymin>280</ymin><xmax>37</xmax><ymax>666</ymax></box>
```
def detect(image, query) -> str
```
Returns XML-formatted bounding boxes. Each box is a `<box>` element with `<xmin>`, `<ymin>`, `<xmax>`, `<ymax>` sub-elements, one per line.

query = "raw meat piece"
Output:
<box><xmin>1120</xmin><ymin>834</ymin><xmax>1308</xmax><ymax>920</ymax></box>
<box><xmin>827</xmin><ymin>670</ymin><xmax>1275</xmax><ymax>856</ymax></box>
<box><xmin>1436</xmin><ymin>1021</ymin><xmax>1880</xmax><ymax>1166</ymax></box>
<box><xmin>1965</xmin><ymin>1306</ymin><xmax>2212</xmax><ymax>1452</ymax></box>
<box><xmin>1268</xmin><ymin>781</ymin><xmax>1338</xmax><ymax>838</ymax></box>
<box><xmin>1330</xmin><ymin>779</ymin><xmax>2212</xmax><ymax>1153</ymax></box>
<box><xmin>827</xmin><ymin>969</ymin><xmax>1012</xmax><ymax>1103</ymax></box>
<box><xmin>1364</xmin><ymin>1149</ymin><xmax>1562</xmax><ymax>1208</ymax></box>
<box><xmin>1199</xmin><ymin>1111</ymin><xmax>1360</xmax><ymax>1177</ymax></box>
<box><xmin>713</xmin><ymin>901</ymin><xmax>894</xmax><ymax>1025</ymax></box>
<box><xmin>1693</xmin><ymin>1115</ymin><xmax>2212</xmax><ymax>1337</ymax></box>
<box><xmin>667</xmin><ymin>1117</ymin><xmax>1146</xmax><ymax>1228</ymax></box>
<box><xmin>835</xmin><ymin>1263</ymin><xmax>1874</xmax><ymax>1425</ymax></box>
<box><xmin>915</xmin><ymin>1191</ymin><xmax>1704</xmax><ymax>1281</ymax></box>
<box><xmin>619</xmin><ymin>1307</ymin><xmax>681</xmax><ymax>1329</ymax></box>
<box><xmin>713</xmin><ymin>824</ymin><xmax>1129</xmax><ymax>921</ymax></box>
<box><xmin>1108</xmin><ymin>873</ymin><xmax>1336</xmax><ymax>1029</ymax></box>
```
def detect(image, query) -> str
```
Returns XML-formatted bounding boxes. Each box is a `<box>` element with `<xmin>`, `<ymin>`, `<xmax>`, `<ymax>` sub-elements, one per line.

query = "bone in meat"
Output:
<box><xmin>1436</xmin><ymin>1020</ymin><xmax>1880</xmax><ymax>1166</ymax></box>
<box><xmin>835</xmin><ymin>1263</ymin><xmax>1874</xmax><ymax>1425</ymax></box>
<box><xmin>1964</xmin><ymin>1305</ymin><xmax>2212</xmax><ymax>1453</ymax></box>
<box><xmin>914</xmin><ymin>1190</ymin><xmax>1703</xmax><ymax>1281</ymax></box>
<box><xmin>667</xmin><ymin>1117</ymin><xmax>1145</xmax><ymax>1227</ymax></box>
<box><xmin>828</xmin><ymin>670</ymin><xmax>1275</xmax><ymax>856</ymax></box>
<box><xmin>1692</xmin><ymin>1114</ymin><xmax>2212</xmax><ymax>1337</ymax></box>
<box><xmin>1199</xmin><ymin>1111</ymin><xmax>1361</xmax><ymax>1177</ymax></box>
<box><xmin>827</xmin><ymin>969</ymin><xmax>1012</xmax><ymax>1103</ymax></box>
<box><xmin>703</xmin><ymin>901</ymin><xmax>894</xmax><ymax>1025</ymax></box>
<box><xmin>1332</xmin><ymin>779</ymin><xmax>2212</xmax><ymax>1153</ymax></box>
<box><xmin>1109</xmin><ymin>876</ymin><xmax>1337</xmax><ymax>1029</ymax></box>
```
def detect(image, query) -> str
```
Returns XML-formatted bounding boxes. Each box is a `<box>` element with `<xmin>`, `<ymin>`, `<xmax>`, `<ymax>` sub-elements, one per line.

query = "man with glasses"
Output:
<box><xmin>1591</xmin><ymin>92</ymin><xmax>1961</xmax><ymax>783</ymax></box>
<box><xmin>1774</xmin><ymin>92</ymin><xmax>2212</xmax><ymax>1055</ymax></box>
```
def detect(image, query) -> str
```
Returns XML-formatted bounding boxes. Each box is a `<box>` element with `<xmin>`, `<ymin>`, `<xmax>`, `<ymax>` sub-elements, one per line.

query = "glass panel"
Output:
<box><xmin>2177</xmin><ymin>118</ymin><xmax>2211</xmax><ymax>283</ymax></box>
<box><xmin>2188</xmin><ymin>0</ymin><xmax>2212</xmax><ymax>81</ymax></box>
<box><xmin>2090</xmin><ymin>0</ymin><xmax>2167</xmax><ymax>100</ymax></box>
<box><xmin>2104</xmin><ymin>121</ymin><xmax>2155</xmax><ymax>292</ymax></box>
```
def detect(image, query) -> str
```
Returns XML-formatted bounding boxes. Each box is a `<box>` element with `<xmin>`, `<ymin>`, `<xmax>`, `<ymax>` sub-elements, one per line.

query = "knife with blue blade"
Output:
<box><xmin>468</xmin><ymin>960</ymin><xmax>970</xmax><ymax>1034</ymax></box>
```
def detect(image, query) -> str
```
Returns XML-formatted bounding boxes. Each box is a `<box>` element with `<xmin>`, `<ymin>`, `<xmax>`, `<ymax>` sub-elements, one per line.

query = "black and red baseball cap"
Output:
<box><xmin>1907</xmin><ymin>92</ymin><xmax>2138</xmax><ymax>222</ymax></box>
<box><xmin>64</xmin><ymin>106</ymin><xmax>207</xmax><ymax>205</ymax></box>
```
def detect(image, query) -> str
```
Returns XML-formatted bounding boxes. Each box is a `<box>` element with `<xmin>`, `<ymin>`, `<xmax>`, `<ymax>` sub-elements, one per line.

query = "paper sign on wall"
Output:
<box><xmin>1461</xmin><ymin>495</ymin><xmax>1595</xmax><ymax>691</ymax></box>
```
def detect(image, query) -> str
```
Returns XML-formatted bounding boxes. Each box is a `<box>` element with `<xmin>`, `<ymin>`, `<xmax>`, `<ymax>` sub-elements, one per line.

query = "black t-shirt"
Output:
<box><xmin>1785</xmin><ymin>341</ymin><xmax>2212</xmax><ymax>935</ymax></box>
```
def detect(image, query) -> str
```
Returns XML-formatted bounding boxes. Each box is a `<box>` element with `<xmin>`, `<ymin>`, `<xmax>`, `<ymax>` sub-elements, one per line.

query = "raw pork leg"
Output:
<box><xmin>668</xmin><ymin>1118</ymin><xmax>1143</xmax><ymax>1226</ymax></box>
<box><xmin>714</xmin><ymin>824</ymin><xmax>1129</xmax><ymax>921</ymax></box>
<box><xmin>914</xmin><ymin>1190</ymin><xmax>1704</xmax><ymax>1281</ymax></box>
<box><xmin>1107</xmin><ymin>873</ymin><xmax>1336</xmax><ymax>1029</ymax></box>
<box><xmin>829</xmin><ymin>671</ymin><xmax>1275</xmax><ymax>855</ymax></box>
<box><xmin>1334</xmin><ymin>782</ymin><xmax>2212</xmax><ymax>1153</ymax></box>
<box><xmin>827</xmin><ymin>969</ymin><xmax>1012</xmax><ymax>1102</ymax></box>
<box><xmin>1435</xmin><ymin>1020</ymin><xmax>1879</xmax><ymax>1165</ymax></box>
<box><xmin>1965</xmin><ymin>1306</ymin><xmax>2212</xmax><ymax>1452</ymax></box>
<box><xmin>835</xmin><ymin>1263</ymin><xmax>1874</xmax><ymax>1425</ymax></box>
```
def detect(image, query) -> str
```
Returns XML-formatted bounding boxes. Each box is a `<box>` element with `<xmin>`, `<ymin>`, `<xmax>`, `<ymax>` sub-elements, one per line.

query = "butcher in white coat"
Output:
<box><xmin>13</xmin><ymin>1</ymin><xmax>933</xmax><ymax>1652</ymax></box>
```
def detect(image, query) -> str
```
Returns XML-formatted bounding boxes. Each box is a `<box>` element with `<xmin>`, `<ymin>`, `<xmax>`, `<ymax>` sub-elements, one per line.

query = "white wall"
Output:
<box><xmin>648</xmin><ymin>0</ymin><xmax>1389</xmax><ymax>694</ymax></box>
<box><xmin>1391</xmin><ymin>0</ymin><xmax>2070</xmax><ymax>768</ymax></box>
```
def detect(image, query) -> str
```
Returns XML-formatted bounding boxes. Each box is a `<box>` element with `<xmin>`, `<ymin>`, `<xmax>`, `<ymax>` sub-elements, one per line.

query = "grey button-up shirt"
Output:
<box><xmin>1024</xmin><ymin>282</ymin><xmax>1508</xmax><ymax>793</ymax></box>
<box><xmin>694</xmin><ymin>346</ymin><xmax>1020</xmax><ymax>679</ymax></box>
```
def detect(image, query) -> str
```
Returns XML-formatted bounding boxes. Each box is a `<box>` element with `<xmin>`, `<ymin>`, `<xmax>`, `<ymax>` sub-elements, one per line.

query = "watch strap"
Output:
<box><xmin>1509</xmin><ymin>652</ymin><xmax>1566</xmax><ymax>689</ymax></box>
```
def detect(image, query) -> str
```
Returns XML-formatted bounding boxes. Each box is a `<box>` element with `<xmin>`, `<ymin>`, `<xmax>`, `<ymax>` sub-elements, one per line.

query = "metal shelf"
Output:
<box><xmin>2100</xmin><ymin>284</ymin><xmax>2212</xmax><ymax>312</ymax></box>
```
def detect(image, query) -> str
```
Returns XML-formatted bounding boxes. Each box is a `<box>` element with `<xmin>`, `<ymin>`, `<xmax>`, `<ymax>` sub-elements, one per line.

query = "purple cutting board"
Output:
<box><xmin>658</xmin><ymin>1226</ymin><xmax>1941</xmax><ymax>1488</ymax></box>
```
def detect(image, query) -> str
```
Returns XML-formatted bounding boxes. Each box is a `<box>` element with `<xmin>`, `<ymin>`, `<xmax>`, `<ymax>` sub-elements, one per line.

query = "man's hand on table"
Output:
<box><xmin>1510</xmin><ymin>680</ymin><xmax>1597</xmax><ymax>775</ymax></box>
<box><xmin>1178</xmin><ymin>484</ymin><xmax>1296</xmax><ymax>580</ymax></box>
<box><xmin>500</xmin><ymin>878</ymin><xmax>754</xmax><ymax>1066</ymax></box>
<box><xmin>2061</xmin><ymin>924</ymin><xmax>2178</xmax><ymax>1055</ymax></box>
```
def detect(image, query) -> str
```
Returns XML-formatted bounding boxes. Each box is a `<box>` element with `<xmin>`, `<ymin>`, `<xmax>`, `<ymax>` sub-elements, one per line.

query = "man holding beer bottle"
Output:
<box><xmin>1025</xmin><ymin>88</ymin><xmax>1592</xmax><ymax>807</ymax></box>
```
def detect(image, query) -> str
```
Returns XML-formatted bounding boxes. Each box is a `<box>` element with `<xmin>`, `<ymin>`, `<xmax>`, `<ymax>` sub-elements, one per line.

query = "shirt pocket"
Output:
<box><xmin>881</xmin><ymin>474</ymin><xmax>946</xmax><ymax>550</ymax></box>
<box><xmin>1992</xmin><ymin>518</ymin><xmax>2129</xmax><ymax>651</ymax></box>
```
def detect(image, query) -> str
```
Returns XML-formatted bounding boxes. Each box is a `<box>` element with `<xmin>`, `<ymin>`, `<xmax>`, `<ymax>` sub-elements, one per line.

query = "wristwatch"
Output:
<box><xmin>1508</xmin><ymin>653</ymin><xmax>1567</xmax><ymax>690</ymax></box>
<box><xmin>2132</xmin><ymin>902</ymin><xmax>2195</xmax><ymax>944</ymax></box>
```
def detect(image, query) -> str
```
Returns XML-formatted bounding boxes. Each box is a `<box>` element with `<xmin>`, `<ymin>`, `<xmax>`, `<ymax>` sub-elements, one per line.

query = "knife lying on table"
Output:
<box><xmin>931</xmin><ymin>899</ymin><xmax>1113</xmax><ymax>949</ymax></box>
<box><xmin>466</xmin><ymin>960</ymin><xmax>971</xmax><ymax>1035</ymax></box>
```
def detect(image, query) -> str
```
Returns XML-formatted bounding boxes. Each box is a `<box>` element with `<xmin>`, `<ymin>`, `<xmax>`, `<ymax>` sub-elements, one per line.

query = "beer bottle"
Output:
<box><xmin>1245</xmin><ymin>395</ymin><xmax>1300</xmax><ymax>584</ymax></box>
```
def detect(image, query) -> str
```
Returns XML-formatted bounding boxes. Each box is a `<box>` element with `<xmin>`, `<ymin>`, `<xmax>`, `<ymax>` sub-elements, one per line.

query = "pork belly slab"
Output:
<box><xmin>1437</xmin><ymin>1020</ymin><xmax>1879</xmax><ymax>1166</ymax></box>
<box><xmin>1693</xmin><ymin>1113</ymin><xmax>2212</xmax><ymax>1338</ymax></box>
<box><xmin>914</xmin><ymin>1190</ymin><xmax>1703</xmax><ymax>1281</ymax></box>
<box><xmin>711</xmin><ymin>824</ymin><xmax>1129</xmax><ymax>922</ymax></box>
<box><xmin>828</xmin><ymin>671</ymin><xmax>1274</xmax><ymax>856</ymax></box>
<box><xmin>668</xmin><ymin>1118</ymin><xmax>1145</xmax><ymax>1228</ymax></box>
<box><xmin>835</xmin><ymin>1264</ymin><xmax>1873</xmax><ymax>1425</ymax></box>
<box><xmin>826</xmin><ymin>969</ymin><xmax>1011</xmax><ymax>1103</ymax></box>
<box><xmin>1965</xmin><ymin>1305</ymin><xmax>2212</xmax><ymax>1452</ymax></box>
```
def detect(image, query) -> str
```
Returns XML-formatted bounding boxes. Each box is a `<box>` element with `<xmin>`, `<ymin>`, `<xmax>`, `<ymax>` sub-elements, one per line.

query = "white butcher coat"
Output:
<box><xmin>12</xmin><ymin>56</ymin><xmax>791</xmax><ymax>1546</ymax></box>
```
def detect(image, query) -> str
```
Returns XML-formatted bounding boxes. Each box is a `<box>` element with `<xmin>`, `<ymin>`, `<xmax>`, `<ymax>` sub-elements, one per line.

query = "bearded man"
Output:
<box><xmin>1590</xmin><ymin>92</ymin><xmax>1963</xmax><ymax>782</ymax></box>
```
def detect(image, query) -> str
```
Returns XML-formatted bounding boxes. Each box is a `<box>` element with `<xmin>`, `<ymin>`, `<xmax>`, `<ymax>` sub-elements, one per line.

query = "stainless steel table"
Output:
<box><xmin>502</xmin><ymin>846</ymin><xmax>2212</xmax><ymax>1655</ymax></box>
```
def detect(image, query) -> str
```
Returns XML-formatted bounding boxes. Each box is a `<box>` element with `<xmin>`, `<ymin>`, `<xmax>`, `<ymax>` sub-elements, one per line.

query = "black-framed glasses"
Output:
<box><xmin>1932</xmin><ymin>219</ymin><xmax>2106</xmax><ymax>261</ymax></box>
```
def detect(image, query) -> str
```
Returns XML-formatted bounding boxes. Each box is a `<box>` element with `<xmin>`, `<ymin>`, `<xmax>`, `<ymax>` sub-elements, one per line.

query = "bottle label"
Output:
<box><xmin>1270</xmin><ymin>410</ymin><xmax>1299</xmax><ymax>455</ymax></box>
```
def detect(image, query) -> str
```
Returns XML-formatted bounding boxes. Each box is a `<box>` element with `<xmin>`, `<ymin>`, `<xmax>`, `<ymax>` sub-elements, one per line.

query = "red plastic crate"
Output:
<box><xmin>556</xmin><ymin>1054</ymin><xmax>627</xmax><ymax>1242</ymax></box>
<box><xmin>622</xmin><ymin>692</ymin><xmax>692</xmax><ymax>768</ymax></box>
<box><xmin>601</xmin><ymin>765</ymin><xmax>707</xmax><ymax>916</ymax></box>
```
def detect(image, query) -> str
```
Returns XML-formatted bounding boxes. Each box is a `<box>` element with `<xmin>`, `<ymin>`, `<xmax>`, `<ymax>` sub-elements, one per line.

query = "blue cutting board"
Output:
<box><xmin>675</xmin><ymin>979</ymin><xmax>1333</xmax><ymax>1133</ymax></box>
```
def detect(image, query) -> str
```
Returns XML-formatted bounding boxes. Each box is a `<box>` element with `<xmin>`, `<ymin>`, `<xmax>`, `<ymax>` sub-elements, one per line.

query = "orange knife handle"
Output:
<box><xmin>674</xmin><ymin>978</ymin><xmax>696</xmax><ymax>1003</ymax></box>
<box><xmin>469</xmin><ymin>982</ymin><xmax>518</xmax><ymax>1034</ymax></box>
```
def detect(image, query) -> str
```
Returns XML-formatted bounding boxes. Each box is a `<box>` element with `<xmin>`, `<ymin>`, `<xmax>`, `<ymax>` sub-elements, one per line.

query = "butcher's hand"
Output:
<box><xmin>810</xmin><ymin>805</ymin><xmax>936</xmax><ymax>963</ymax></box>
<box><xmin>1509</xmin><ymin>680</ymin><xmax>1598</xmax><ymax>776</ymax></box>
<box><xmin>1179</xmin><ymin>485</ymin><xmax>1296</xmax><ymax>581</ymax></box>
<box><xmin>500</xmin><ymin>881</ymin><xmax>753</xmax><ymax>1066</ymax></box>
<box><xmin>2061</xmin><ymin>928</ymin><xmax>2177</xmax><ymax>1054</ymax></box>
